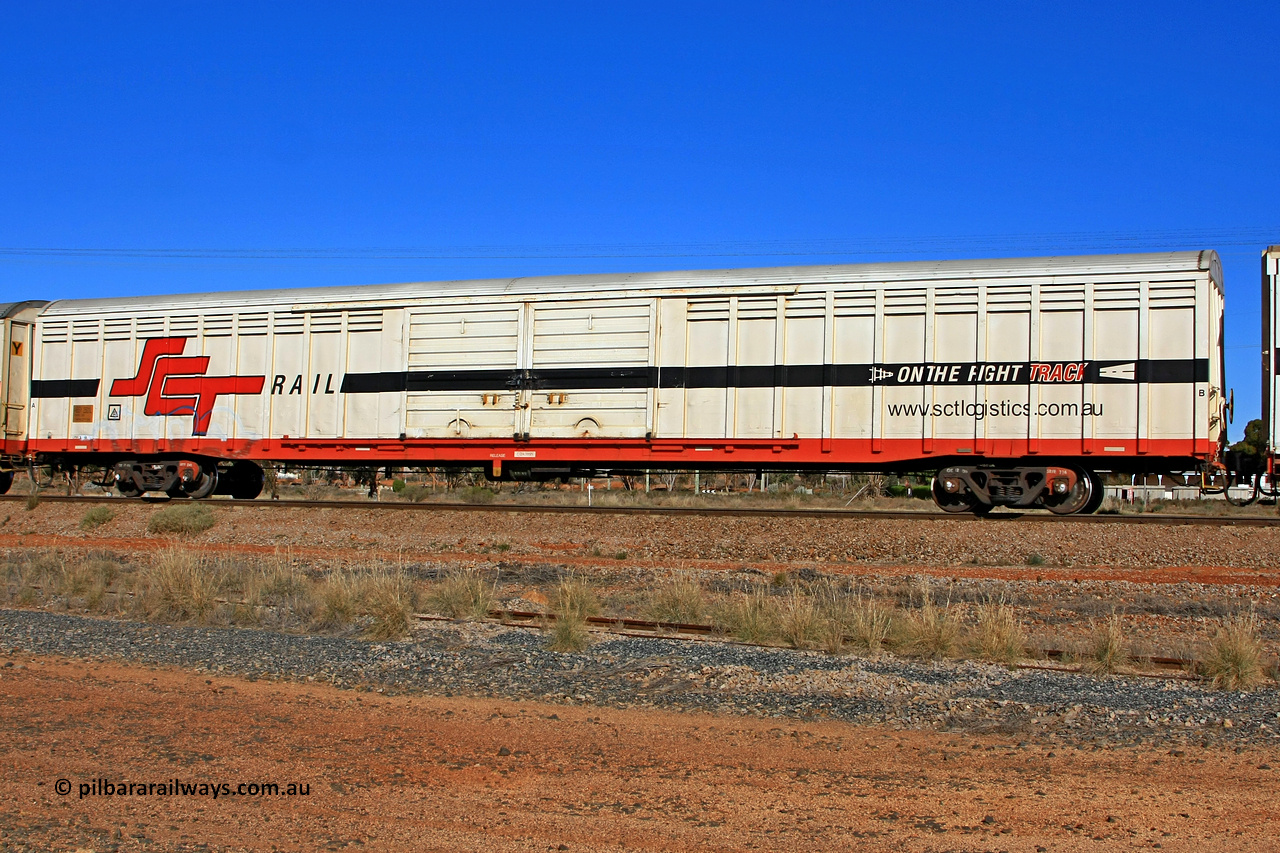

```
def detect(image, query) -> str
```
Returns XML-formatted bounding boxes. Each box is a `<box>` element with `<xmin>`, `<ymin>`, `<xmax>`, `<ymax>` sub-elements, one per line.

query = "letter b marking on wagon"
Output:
<box><xmin>109</xmin><ymin>337</ymin><xmax>266</xmax><ymax>436</ymax></box>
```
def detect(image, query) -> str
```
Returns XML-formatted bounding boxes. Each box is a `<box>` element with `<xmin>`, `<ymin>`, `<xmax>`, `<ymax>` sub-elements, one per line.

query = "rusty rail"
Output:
<box><xmin>414</xmin><ymin>610</ymin><xmax>1199</xmax><ymax>678</ymax></box>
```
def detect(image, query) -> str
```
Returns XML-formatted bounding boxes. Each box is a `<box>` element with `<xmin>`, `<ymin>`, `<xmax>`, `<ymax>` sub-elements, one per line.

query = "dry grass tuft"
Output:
<box><xmin>358</xmin><ymin>570</ymin><xmax>419</xmax><ymax>641</ymax></box>
<box><xmin>1201</xmin><ymin>612</ymin><xmax>1265</xmax><ymax>690</ymax></box>
<box><xmin>427</xmin><ymin>570</ymin><xmax>494</xmax><ymax>619</ymax></box>
<box><xmin>312</xmin><ymin>571</ymin><xmax>359</xmax><ymax>631</ymax></box>
<box><xmin>970</xmin><ymin>601</ymin><xmax>1026</xmax><ymax>665</ymax></box>
<box><xmin>898</xmin><ymin>591</ymin><xmax>961</xmax><ymax>659</ymax></box>
<box><xmin>546</xmin><ymin>611</ymin><xmax>591</xmax><ymax>652</ymax></box>
<box><xmin>242</xmin><ymin>560</ymin><xmax>314</xmax><ymax>627</ymax></box>
<box><xmin>778</xmin><ymin>590</ymin><xmax>821</xmax><ymax>649</ymax></box>
<box><xmin>647</xmin><ymin>574</ymin><xmax>706</xmax><ymax>625</ymax></box>
<box><xmin>849</xmin><ymin>598</ymin><xmax>894</xmax><ymax>654</ymax></box>
<box><xmin>5</xmin><ymin>551</ymin><xmax>57</xmax><ymax>605</ymax></box>
<box><xmin>55</xmin><ymin>556</ymin><xmax>118</xmax><ymax>605</ymax></box>
<box><xmin>147</xmin><ymin>503</ymin><xmax>217</xmax><ymax>535</ymax></box>
<box><xmin>546</xmin><ymin>576</ymin><xmax>598</xmax><ymax>652</ymax></box>
<box><xmin>715</xmin><ymin>589</ymin><xmax>781</xmax><ymax>645</ymax></box>
<box><xmin>135</xmin><ymin>547</ymin><xmax>226</xmax><ymax>623</ymax></box>
<box><xmin>554</xmin><ymin>577</ymin><xmax>601</xmax><ymax>620</ymax></box>
<box><xmin>1083</xmin><ymin>614</ymin><xmax>1130</xmax><ymax>674</ymax></box>
<box><xmin>815</xmin><ymin>585</ymin><xmax>894</xmax><ymax>655</ymax></box>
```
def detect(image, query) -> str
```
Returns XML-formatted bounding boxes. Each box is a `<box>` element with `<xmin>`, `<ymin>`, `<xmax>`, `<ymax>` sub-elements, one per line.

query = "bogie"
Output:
<box><xmin>933</xmin><ymin>464</ymin><xmax>1104</xmax><ymax>516</ymax></box>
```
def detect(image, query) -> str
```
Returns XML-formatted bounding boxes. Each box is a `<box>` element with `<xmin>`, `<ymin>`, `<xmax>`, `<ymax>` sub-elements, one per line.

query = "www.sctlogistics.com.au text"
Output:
<box><xmin>59</xmin><ymin>778</ymin><xmax>310</xmax><ymax>799</ymax></box>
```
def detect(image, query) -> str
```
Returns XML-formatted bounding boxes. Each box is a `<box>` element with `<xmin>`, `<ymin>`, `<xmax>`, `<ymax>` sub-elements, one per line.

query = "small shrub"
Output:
<box><xmin>1201</xmin><ymin>612</ymin><xmax>1265</xmax><ymax>690</ymax></box>
<box><xmin>647</xmin><ymin>574</ymin><xmax>706</xmax><ymax>625</ymax></box>
<box><xmin>899</xmin><ymin>592</ymin><xmax>961</xmax><ymax>659</ymax></box>
<box><xmin>1083</xmin><ymin>614</ymin><xmax>1130</xmax><ymax>674</ymax></box>
<box><xmin>770</xmin><ymin>570</ymin><xmax>789</xmax><ymax>588</ymax></box>
<box><xmin>1025</xmin><ymin>553</ymin><xmax>1046</xmax><ymax>567</ymax></box>
<box><xmin>428</xmin><ymin>570</ymin><xmax>494</xmax><ymax>619</ymax></box>
<box><xmin>79</xmin><ymin>506</ymin><xmax>115</xmax><ymax>531</ymax></box>
<box><xmin>25</xmin><ymin>493</ymin><xmax>40</xmax><ymax>511</ymax></box>
<box><xmin>970</xmin><ymin>602</ymin><xmax>1025</xmax><ymax>665</ymax></box>
<box><xmin>547</xmin><ymin>611</ymin><xmax>590</xmax><ymax>652</ymax></box>
<box><xmin>391</xmin><ymin>478</ymin><xmax>406</xmax><ymax>493</ymax></box>
<box><xmin>147</xmin><ymin>503</ymin><xmax>217</xmax><ymax>535</ymax></box>
<box><xmin>459</xmin><ymin>486</ymin><xmax>496</xmax><ymax>504</ymax></box>
<box><xmin>400</xmin><ymin>485</ymin><xmax>431</xmax><ymax>502</ymax></box>
<box><xmin>614</xmin><ymin>550</ymin><xmax>628</xmax><ymax>560</ymax></box>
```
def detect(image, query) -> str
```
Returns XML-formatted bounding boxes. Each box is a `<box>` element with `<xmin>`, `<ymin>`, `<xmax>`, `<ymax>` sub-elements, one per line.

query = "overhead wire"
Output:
<box><xmin>0</xmin><ymin>227</ymin><xmax>1277</xmax><ymax>263</ymax></box>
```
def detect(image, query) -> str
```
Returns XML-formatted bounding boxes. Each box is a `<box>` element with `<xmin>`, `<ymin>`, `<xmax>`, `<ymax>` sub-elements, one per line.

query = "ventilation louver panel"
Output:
<box><xmin>274</xmin><ymin>313</ymin><xmax>304</xmax><ymax>335</ymax></box>
<box><xmin>238</xmin><ymin>313</ymin><xmax>269</xmax><ymax>335</ymax></box>
<box><xmin>40</xmin><ymin>321</ymin><xmax>68</xmax><ymax>343</ymax></box>
<box><xmin>309</xmin><ymin>312</ymin><xmax>342</xmax><ymax>334</ymax></box>
<box><xmin>203</xmin><ymin>314</ymin><xmax>233</xmax><ymax>337</ymax></box>
<box><xmin>104</xmin><ymin>318</ymin><xmax>132</xmax><ymax>341</ymax></box>
<box><xmin>346</xmin><ymin>309</ymin><xmax>383</xmax><ymax>333</ymax></box>
<box><xmin>72</xmin><ymin>319</ymin><xmax>102</xmax><ymax>342</ymax></box>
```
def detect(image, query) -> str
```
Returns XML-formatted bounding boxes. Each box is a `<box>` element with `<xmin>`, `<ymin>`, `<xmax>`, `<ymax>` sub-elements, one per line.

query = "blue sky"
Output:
<box><xmin>1</xmin><ymin>3</ymin><xmax>1276</xmax><ymax>436</ymax></box>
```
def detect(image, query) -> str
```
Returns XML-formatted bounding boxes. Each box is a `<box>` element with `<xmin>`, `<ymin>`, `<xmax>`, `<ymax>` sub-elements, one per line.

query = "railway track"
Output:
<box><xmin>416</xmin><ymin>609</ymin><xmax>1197</xmax><ymax>678</ymax></box>
<box><xmin>4</xmin><ymin>493</ymin><xmax>1279</xmax><ymax>526</ymax></box>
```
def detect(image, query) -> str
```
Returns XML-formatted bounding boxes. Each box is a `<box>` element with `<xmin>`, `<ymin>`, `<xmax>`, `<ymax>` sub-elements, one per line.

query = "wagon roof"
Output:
<box><xmin>39</xmin><ymin>250</ymin><xmax>1220</xmax><ymax>315</ymax></box>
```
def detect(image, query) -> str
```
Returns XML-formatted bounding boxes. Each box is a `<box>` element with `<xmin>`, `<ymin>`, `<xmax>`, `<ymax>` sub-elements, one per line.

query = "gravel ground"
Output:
<box><xmin>9</xmin><ymin>499</ymin><xmax>1280</xmax><ymax>570</ymax></box>
<box><xmin>5</xmin><ymin>607</ymin><xmax>1278</xmax><ymax>749</ymax></box>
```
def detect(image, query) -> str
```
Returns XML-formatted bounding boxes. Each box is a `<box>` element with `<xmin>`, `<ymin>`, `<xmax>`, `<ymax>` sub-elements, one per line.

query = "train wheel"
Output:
<box><xmin>184</xmin><ymin>469</ymin><xmax>219</xmax><ymax>500</ymax></box>
<box><xmin>0</xmin><ymin>470</ymin><xmax>11</xmax><ymax>495</ymax></box>
<box><xmin>115</xmin><ymin>477</ymin><xmax>142</xmax><ymax>497</ymax></box>
<box><xmin>1082</xmin><ymin>472</ymin><xmax>1105</xmax><ymax>514</ymax></box>
<box><xmin>227</xmin><ymin>462</ymin><xmax>264</xmax><ymax>500</ymax></box>
<box><xmin>1045</xmin><ymin>467</ymin><xmax>1096</xmax><ymax>515</ymax></box>
<box><xmin>931</xmin><ymin>476</ymin><xmax>979</xmax><ymax>513</ymax></box>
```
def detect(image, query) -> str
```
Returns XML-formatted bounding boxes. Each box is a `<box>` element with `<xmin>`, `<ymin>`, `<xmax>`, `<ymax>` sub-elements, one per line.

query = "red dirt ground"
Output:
<box><xmin>3</xmin><ymin>653</ymin><xmax>1278</xmax><ymax>852</ymax></box>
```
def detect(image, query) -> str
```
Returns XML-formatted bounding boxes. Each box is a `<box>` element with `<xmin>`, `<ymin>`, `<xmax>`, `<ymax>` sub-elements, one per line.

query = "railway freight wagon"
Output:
<box><xmin>0</xmin><ymin>251</ymin><xmax>1228</xmax><ymax>514</ymax></box>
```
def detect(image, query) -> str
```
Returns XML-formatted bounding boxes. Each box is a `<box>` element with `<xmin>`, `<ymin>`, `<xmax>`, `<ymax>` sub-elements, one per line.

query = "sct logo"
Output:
<box><xmin>110</xmin><ymin>337</ymin><xmax>266</xmax><ymax>436</ymax></box>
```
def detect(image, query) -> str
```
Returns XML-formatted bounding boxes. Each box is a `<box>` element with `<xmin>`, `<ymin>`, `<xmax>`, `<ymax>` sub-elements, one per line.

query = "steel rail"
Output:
<box><xmin>415</xmin><ymin>610</ymin><xmax>1197</xmax><ymax>679</ymax></box>
<box><xmin>4</xmin><ymin>493</ymin><xmax>1279</xmax><ymax>526</ymax></box>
